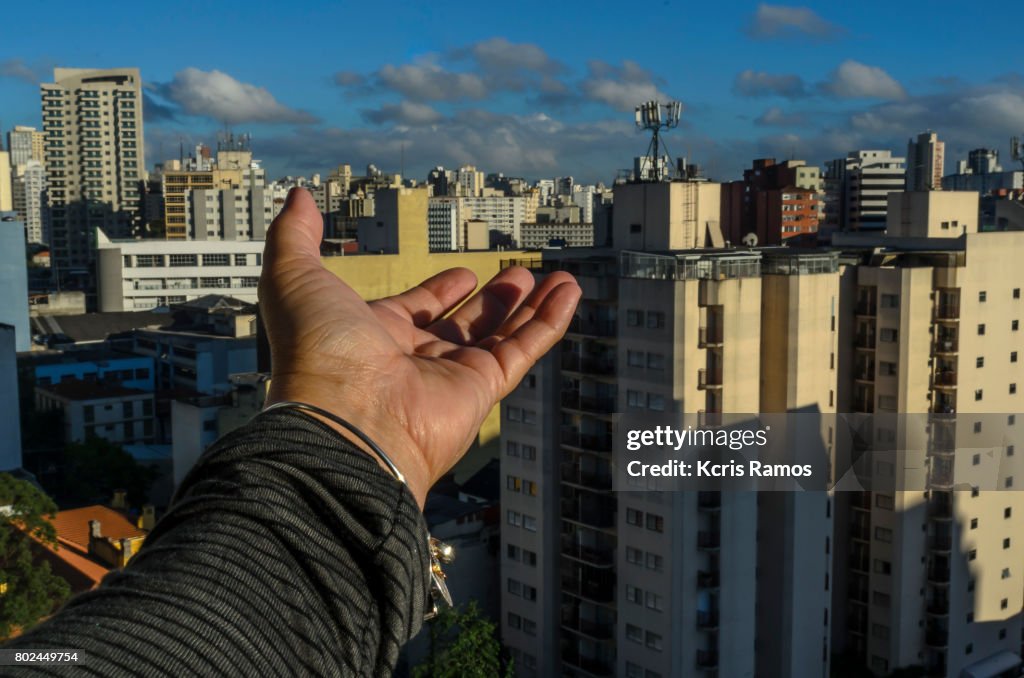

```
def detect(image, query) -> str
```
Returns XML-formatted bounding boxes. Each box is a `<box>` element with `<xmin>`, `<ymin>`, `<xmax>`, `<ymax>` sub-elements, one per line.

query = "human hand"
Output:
<box><xmin>259</xmin><ymin>188</ymin><xmax>581</xmax><ymax>506</ymax></box>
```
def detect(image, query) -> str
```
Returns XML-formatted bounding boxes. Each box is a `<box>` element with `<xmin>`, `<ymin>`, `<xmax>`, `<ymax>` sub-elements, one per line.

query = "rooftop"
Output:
<box><xmin>37</xmin><ymin>378</ymin><xmax>151</xmax><ymax>401</ymax></box>
<box><xmin>31</xmin><ymin>311</ymin><xmax>170</xmax><ymax>345</ymax></box>
<box><xmin>52</xmin><ymin>505</ymin><xmax>147</xmax><ymax>552</ymax></box>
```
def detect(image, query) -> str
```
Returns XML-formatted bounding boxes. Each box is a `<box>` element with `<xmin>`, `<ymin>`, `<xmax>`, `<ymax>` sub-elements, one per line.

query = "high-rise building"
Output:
<box><xmin>906</xmin><ymin>132</ymin><xmax>945</xmax><ymax>192</ymax></box>
<box><xmin>0</xmin><ymin>151</ymin><xmax>12</xmax><ymax>212</ymax></box>
<box><xmin>831</xmin><ymin>191</ymin><xmax>1024</xmax><ymax>677</ymax></box>
<box><xmin>12</xmin><ymin>160</ymin><xmax>49</xmax><ymax>244</ymax></box>
<box><xmin>7</xmin><ymin>126</ymin><xmax>46</xmax><ymax>167</ymax></box>
<box><xmin>41</xmin><ymin>68</ymin><xmax>145</xmax><ymax>283</ymax></box>
<box><xmin>500</xmin><ymin>176</ymin><xmax>840</xmax><ymax>677</ymax></box>
<box><xmin>824</xmin><ymin>151</ymin><xmax>905</xmax><ymax>232</ymax></box>
<box><xmin>721</xmin><ymin>158</ymin><xmax>822</xmax><ymax>245</ymax></box>
<box><xmin>0</xmin><ymin>212</ymin><xmax>30</xmax><ymax>351</ymax></box>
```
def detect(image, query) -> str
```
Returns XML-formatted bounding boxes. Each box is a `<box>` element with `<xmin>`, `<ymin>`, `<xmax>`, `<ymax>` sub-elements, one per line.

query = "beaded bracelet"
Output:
<box><xmin>262</xmin><ymin>400</ymin><xmax>455</xmax><ymax>620</ymax></box>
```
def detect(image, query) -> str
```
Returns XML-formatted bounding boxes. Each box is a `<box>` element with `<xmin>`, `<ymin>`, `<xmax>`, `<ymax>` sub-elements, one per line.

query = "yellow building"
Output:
<box><xmin>320</xmin><ymin>185</ymin><xmax>539</xmax><ymax>472</ymax></box>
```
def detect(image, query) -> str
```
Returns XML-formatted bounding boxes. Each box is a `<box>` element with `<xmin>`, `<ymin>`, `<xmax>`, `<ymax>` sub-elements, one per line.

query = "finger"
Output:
<box><xmin>427</xmin><ymin>266</ymin><xmax>536</xmax><ymax>345</ymax></box>
<box><xmin>370</xmin><ymin>268</ymin><xmax>478</xmax><ymax>327</ymax></box>
<box><xmin>477</xmin><ymin>271</ymin><xmax>578</xmax><ymax>350</ymax></box>
<box><xmin>263</xmin><ymin>188</ymin><xmax>324</xmax><ymax>273</ymax></box>
<box><xmin>489</xmin><ymin>281</ymin><xmax>581</xmax><ymax>395</ymax></box>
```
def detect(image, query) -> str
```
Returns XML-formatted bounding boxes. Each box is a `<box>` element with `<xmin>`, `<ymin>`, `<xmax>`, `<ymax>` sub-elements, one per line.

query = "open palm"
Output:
<box><xmin>259</xmin><ymin>189</ymin><xmax>580</xmax><ymax>504</ymax></box>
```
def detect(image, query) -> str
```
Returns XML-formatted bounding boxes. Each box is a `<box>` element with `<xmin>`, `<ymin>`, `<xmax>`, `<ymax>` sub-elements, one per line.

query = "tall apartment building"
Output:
<box><xmin>7</xmin><ymin>126</ymin><xmax>46</xmax><ymax>167</ymax></box>
<box><xmin>95</xmin><ymin>231</ymin><xmax>264</xmax><ymax>311</ymax></box>
<box><xmin>500</xmin><ymin>177</ymin><xmax>840</xmax><ymax>677</ymax></box>
<box><xmin>162</xmin><ymin>145</ymin><xmax>263</xmax><ymax>240</ymax></box>
<box><xmin>824</xmin><ymin>151</ymin><xmax>905</xmax><ymax>232</ymax></box>
<box><xmin>0</xmin><ymin>151</ymin><xmax>12</xmax><ymax>212</ymax></box>
<box><xmin>460</xmin><ymin>194</ymin><xmax>537</xmax><ymax>247</ymax></box>
<box><xmin>832</xmin><ymin>191</ymin><xmax>1024</xmax><ymax>677</ymax></box>
<box><xmin>12</xmin><ymin>160</ymin><xmax>49</xmax><ymax>244</ymax></box>
<box><xmin>41</xmin><ymin>68</ymin><xmax>145</xmax><ymax>279</ymax></box>
<box><xmin>907</xmin><ymin>132</ymin><xmax>945</xmax><ymax>192</ymax></box>
<box><xmin>721</xmin><ymin>158</ymin><xmax>823</xmax><ymax>245</ymax></box>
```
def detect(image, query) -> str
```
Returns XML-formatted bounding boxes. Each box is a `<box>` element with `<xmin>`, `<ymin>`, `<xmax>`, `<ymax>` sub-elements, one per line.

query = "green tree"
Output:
<box><xmin>0</xmin><ymin>473</ymin><xmax>71</xmax><ymax>638</ymax></box>
<box><xmin>414</xmin><ymin>601</ymin><xmax>513</xmax><ymax>678</ymax></box>
<box><xmin>55</xmin><ymin>437</ymin><xmax>160</xmax><ymax>508</ymax></box>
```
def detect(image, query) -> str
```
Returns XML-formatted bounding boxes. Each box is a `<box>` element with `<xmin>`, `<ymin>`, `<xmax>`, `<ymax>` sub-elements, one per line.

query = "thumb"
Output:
<box><xmin>263</xmin><ymin>187</ymin><xmax>324</xmax><ymax>272</ymax></box>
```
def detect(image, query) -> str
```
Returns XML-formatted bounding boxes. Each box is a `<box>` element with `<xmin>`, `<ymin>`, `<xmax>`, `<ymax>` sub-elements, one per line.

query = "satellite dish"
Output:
<box><xmin>742</xmin><ymin>232</ymin><xmax>759</xmax><ymax>248</ymax></box>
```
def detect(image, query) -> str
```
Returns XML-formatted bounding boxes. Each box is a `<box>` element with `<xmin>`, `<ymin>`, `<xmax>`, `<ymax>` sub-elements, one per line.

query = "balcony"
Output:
<box><xmin>934</xmin><ymin>302</ymin><xmax>960</xmax><ymax>322</ymax></box>
<box><xmin>932</xmin><ymin>337</ymin><xmax>958</xmax><ymax>355</ymax></box>
<box><xmin>561</xmin><ymin>354</ymin><xmax>616</xmax><ymax>376</ymax></box>
<box><xmin>929</xmin><ymin>461</ymin><xmax>954</xmax><ymax>489</ymax></box>
<box><xmin>925</xmin><ymin>628</ymin><xmax>949</xmax><ymax>648</ymax></box>
<box><xmin>698</xmin><ymin>368</ymin><xmax>723</xmax><ymax>390</ymax></box>
<box><xmin>561</xmin><ymin>539</ymin><xmax>615</xmax><ymax>568</ymax></box>
<box><xmin>932</xmin><ymin>394</ymin><xmax>956</xmax><ymax>415</ymax></box>
<box><xmin>928</xmin><ymin>535</ymin><xmax>952</xmax><ymax>552</ymax></box>
<box><xmin>561</xmin><ymin>615</ymin><xmax>614</xmax><ymax>641</ymax></box>
<box><xmin>568</xmin><ymin>316</ymin><xmax>617</xmax><ymax>339</ymax></box>
<box><xmin>848</xmin><ymin>556</ymin><xmax>869</xmax><ymax>572</ymax></box>
<box><xmin>561</xmin><ymin>571</ymin><xmax>615</xmax><ymax>603</ymax></box>
<box><xmin>697</xmin><ymin>610</ymin><xmax>720</xmax><ymax>629</ymax></box>
<box><xmin>561</xmin><ymin>392</ymin><xmax>616</xmax><ymax>415</ymax></box>
<box><xmin>927</xmin><ymin>597</ymin><xmax>950</xmax><ymax>617</ymax></box>
<box><xmin>928</xmin><ymin>495</ymin><xmax>953</xmax><ymax>520</ymax></box>
<box><xmin>697</xmin><ymin>570</ymin><xmax>720</xmax><ymax>589</ymax></box>
<box><xmin>698</xmin><ymin>326</ymin><xmax>724</xmax><ymax>348</ymax></box>
<box><xmin>562</xmin><ymin>653</ymin><xmax>614</xmax><ymax>677</ymax></box>
<box><xmin>559</xmin><ymin>428</ymin><xmax>613</xmax><ymax>453</ymax></box>
<box><xmin>854</xmin><ymin>334</ymin><xmax>876</xmax><ymax>350</ymax></box>
<box><xmin>696</xmin><ymin>650</ymin><xmax>719</xmax><ymax>670</ymax></box>
<box><xmin>855</xmin><ymin>301</ymin><xmax>877</xmax><ymax>316</ymax></box>
<box><xmin>697</xmin><ymin>491</ymin><xmax>721</xmax><ymax>511</ymax></box>
<box><xmin>698</xmin><ymin>531</ymin><xmax>721</xmax><ymax>550</ymax></box>
<box><xmin>561</xmin><ymin>498</ymin><xmax>616</xmax><ymax>529</ymax></box>
<box><xmin>932</xmin><ymin>369</ymin><xmax>957</xmax><ymax>388</ymax></box>
<box><xmin>561</xmin><ymin>463</ymin><xmax>613</xmax><ymax>490</ymax></box>
<box><xmin>927</xmin><ymin>564</ymin><xmax>951</xmax><ymax>585</ymax></box>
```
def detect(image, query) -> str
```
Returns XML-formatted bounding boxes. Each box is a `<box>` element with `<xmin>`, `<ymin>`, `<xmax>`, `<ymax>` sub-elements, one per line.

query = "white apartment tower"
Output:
<box><xmin>41</xmin><ymin>68</ymin><xmax>145</xmax><ymax>278</ymax></box>
<box><xmin>12</xmin><ymin>160</ymin><xmax>49</xmax><ymax>244</ymax></box>
<box><xmin>824</xmin><ymin>151</ymin><xmax>905</xmax><ymax>232</ymax></box>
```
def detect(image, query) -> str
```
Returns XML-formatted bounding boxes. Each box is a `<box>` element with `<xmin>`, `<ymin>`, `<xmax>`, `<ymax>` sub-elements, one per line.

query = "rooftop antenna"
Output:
<box><xmin>1012</xmin><ymin>136</ymin><xmax>1024</xmax><ymax>171</ymax></box>
<box><xmin>634</xmin><ymin>100</ymin><xmax>682</xmax><ymax>181</ymax></box>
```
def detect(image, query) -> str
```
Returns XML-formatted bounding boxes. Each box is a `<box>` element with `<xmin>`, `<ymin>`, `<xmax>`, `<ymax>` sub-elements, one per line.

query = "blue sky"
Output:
<box><xmin>2</xmin><ymin>1</ymin><xmax>1022</xmax><ymax>183</ymax></box>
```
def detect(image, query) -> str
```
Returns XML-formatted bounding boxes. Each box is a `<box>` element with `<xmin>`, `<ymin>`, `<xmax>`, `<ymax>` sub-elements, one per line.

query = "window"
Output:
<box><xmin>646</xmin><ymin>312</ymin><xmax>665</xmax><ymax>329</ymax></box>
<box><xmin>979</xmin><ymin>291</ymin><xmax>987</xmax><ymax>302</ymax></box>
<box><xmin>875</xmin><ymin>494</ymin><xmax>894</xmax><ymax>510</ymax></box>
<box><xmin>966</xmin><ymin>643</ymin><xmax>973</xmax><ymax>655</ymax></box>
<box><xmin>1013</xmin><ymin>352</ymin><xmax>1019</xmax><ymax>363</ymax></box>
<box><xmin>627</xmin><ymin>350</ymin><xmax>645</xmax><ymax>368</ymax></box>
<box><xmin>84</xmin><ymin>405</ymin><xmax>95</xmax><ymax>423</ymax></box>
<box><xmin>874</xmin><ymin>527</ymin><xmax>893</xmax><ymax>543</ymax></box>
<box><xmin>626</xmin><ymin>547</ymin><xmax>643</xmax><ymax>565</ymax></box>
<box><xmin>879</xmin><ymin>328</ymin><xmax>898</xmax><ymax>342</ymax></box>
<box><xmin>645</xmin><ymin>552</ymin><xmax>663</xmax><ymax>571</ymax></box>
<box><xmin>202</xmin><ymin>253</ymin><xmax>230</xmax><ymax>266</ymax></box>
<box><xmin>626</xmin><ymin>310</ymin><xmax>643</xmax><ymax>327</ymax></box>
<box><xmin>626</xmin><ymin>624</ymin><xmax>643</xmax><ymax>643</ymax></box>
<box><xmin>522</xmin><ymin>619</ymin><xmax>536</xmax><ymax>636</ymax></box>
<box><xmin>1015</xmin><ymin>320</ymin><xmax>1021</xmax><ymax>332</ymax></box>
<box><xmin>872</xmin><ymin>591</ymin><xmax>891</xmax><ymax>608</ymax></box>
<box><xmin>523</xmin><ymin>515</ymin><xmax>537</xmax><ymax>531</ymax></box>
<box><xmin>1007</xmin><ymin>476</ymin><xmax>1014</xmax><ymax>489</ymax></box>
<box><xmin>626</xmin><ymin>508</ymin><xmax>643</xmax><ymax>526</ymax></box>
<box><xmin>523</xmin><ymin>410</ymin><xmax>536</xmax><ymax>424</ymax></box>
<box><xmin>645</xmin><ymin>513</ymin><xmax>664</xmax><ymax>532</ymax></box>
<box><xmin>880</xmin><ymin>294</ymin><xmax>899</xmax><ymax>308</ymax></box>
<box><xmin>1007</xmin><ymin>507</ymin><xmax>1013</xmax><ymax>518</ymax></box>
<box><xmin>507</xmin><ymin>510</ymin><xmax>521</xmax><ymax>527</ymax></box>
<box><xmin>1002</xmin><ymin>568</ymin><xmax>1012</xmax><ymax>579</ymax></box>
<box><xmin>234</xmin><ymin>254</ymin><xmax>248</xmax><ymax>266</ymax></box>
<box><xmin>973</xmin><ymin>453</ymin><xmax>981</xmax><ymax>466</ymax></box>
<box><xmin>506</xmin><ymin>441</ymin><xmax>519</xmax><ymax>457</ymax></box>
<box><xmin>645</xmin><ymin>631</ymin><xmax>662</xmax><ymax>651</ymax></box>
<box><xmin>968</xmin><ymin>549</ymin><xmax>977</xmax><ymax>561</ymax></box>
<box><xmin>1011</xmin><ymin>415</ymin><xmax>1017</xmax><ymax>425</ymax></box>
<box><xmin>645</xmin><ymin>591</ymin><xmax>663</xmax><ymax>611</ymax></box>
<box><xmin>507</xmin><ymin>406</ymin><xmax>522</xmax><ymax>422</ymax></box>
<box><xmin>975</xmin><ymin>389</ymin><xmax>983</xmax><ymax>401</ymax></box>
<box><xmin>627</xmin><ymin>390</ymin><xmax>644</xmax><ymax>408</ymax></box>
<box><xmin>1006</xmin><ymin>539</ymin><xmax>1013</xmax><ymax>550</ymax></box>
<box><xmin>507</xmin><ymin>578</ymin><xmax>521</xmax><ymax>595</ymax></box>
<box><xmin>977</xmin><ymin>356</ymin><xmax>985</xmax><ymax>368</ymax></box>
<box><xmin>136</xmin><ymin>254</ymin><xmax>163</xmax><ymax>267</ymax></box>
<box><xmin>1016</xmin><ymin>288</ymin><xmax>1021</xmax><ymax>299</ymax></box>
<box><xmin>648</xmin><ymin>394</ymin><xmax>665</xmax><ymax>411</ymax></box>
<box><xmin>507</xmin><ymin>612</ymin><xmax>521</xmax><ymax>630</ymax></box>
<box><xmin>522</xmin><ymin>445</ymin><xmax>537</xmax><ymax>461</ymax></box>
<box><xmin>972</xmin><ymin>486</ymin><xmax>980</xmax><ymax>496</ymax></box>
<box><xmin>169</xmin><ymin>254</ymin><xmax>197</xmax><ymax>267</ymax></box>
<box><xmin>1011</xmin><ymin>384</ymin><xmax>1017</xmax><ymax>395</ymax></box>
<box><xmin>874</xmin><ymin>559</ymin><xmax>891</xmax><ymax>575</ymax></box>
<box><xmin>978</xmin><ymin>324</ymin><xmax>986</xmax><ymax>335</ymax></box>
<box><xmin>630</xmin><ymin>223</ymin><xmax>641</xmax><ymax>234</ymax></box>
<box><xmin>1001</xmin><ymin>598</ymin><xmax>1008</xmax><ymax>610</ymax></box>
<box><xmin>523</xmin><ymin>585</ymin><xmax>537</xmax><ymax>601</ymax></box>
<box><xmin>971</xmin><ymin>518</ymin><xmax>978</xmax><ymax>529</ymax></box>
<box><xmin>507</xmin><ymin>475</ymin><xmax>522</xmax><ymax>492</ymax></box>
<box><xmin>122</xmin><ymin>401</ymin><xmax>133</xmax><ymax>419</ymax></box>
<box><xmin>646</xmin><ymin>353</ymin><xmax>665</xmax><ymax>370</ymax></box>
<box><xmin>626</xmin><ymin>585</ymin><xmax>643</xmax><ymax>605</ymax></box>
<box><xmin>872</xmin><ymin>624</ymin><xmax>889</xmax><ymax>640</ymax></box>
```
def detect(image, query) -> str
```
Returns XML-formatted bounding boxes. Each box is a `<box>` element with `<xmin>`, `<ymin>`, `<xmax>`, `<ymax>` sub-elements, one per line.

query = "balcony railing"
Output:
<box><xmin>561</xmin><ymin>573</ymin><xmax>615</xmax><ymax>603</ymax></box>
<box><xmin>933</xmin><ymin>338</ymin><xmax>958</xmax><ymax>354</ymax></box>
<box><xmin>561</xmin><ymin>616</ymin><xmax>614</xmax><ymax>640</ymax></box>
<box><xmin>561</xmin><ymin>539</ymin><xmax>615</xmax><ymax>567</ymax></box>
<box><xmin>561</xmin><ymin>499</ymin><xmax>615</xmax><ymax>529</ymax></box>
<box><xmin>927</xmin><ymin>565</ymin><xmax>950</xmax><ymax>584</ymax></box>
<box><xmin>855</xmin><ymin>301</ymin><xmax>877</xmax><ymax>316</ymax></box>
<box><xmin>927</xmin><ymin>598</ymin><xmax>950</xmax><ymax>616</ymax></box>
<box><xmin>697</xmin><ymin>610</ymin><xmax>719</xmax><ymax>629</ymax></box>
<box><xmin>560</xmin><ymin>463</ymin><xmax>613</xmax><ymax>490</ymax></box>
<box><xmin>697</xmin><ymin>491</ymin><xmax>721</xmax><ymax>510</ymax></box>
<box><xmin>855</xmin><ymin>334</ymin><xmax>876</xmax><ymax>350</ymax></box>
<box><xmin>698</xmin><ymin>326</ymin><xmax>723</xmax><ymax>347</ymax></box>
<box><xmin>697</xmin><ymin>531</ymin><xmax>720</xmax><ymax>550</ymax></box>
<box><xmin>934</xmin><ymin>303</ymin><xmax>960</xmax><ymax>321</ymax></box>
<box><xmin>696</xmin><ymin>650</ymin><xmax>719</xmax><ymax>669</ymax></box>
<box><xmin>929</xmin><ymin>535</ymin><xmax>952</xmax><ymax>551</ymax></box>
<box><xmin>697</xmin><ymin>570</ymin><xmax>720</xmax><ymax>589</ymax></box>
<box><xmin>933</xmin><ymin>370</ymin><xmax>957</xmax><ymax>387</ymax></box>
<box><xmin>698</xmin><ymin>368</ymin><xmax>723</xmax><ymax>390</ymax></box>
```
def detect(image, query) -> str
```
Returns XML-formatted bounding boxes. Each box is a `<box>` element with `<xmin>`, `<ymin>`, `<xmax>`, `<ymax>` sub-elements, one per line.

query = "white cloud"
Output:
<box><xmin>376</xmin><ymin>62</ymin><xmax>488</xmax><ymax>102</ymax></box>
<box><xmin>755</xmin><ymin>106</ymin><xmax>806</xmax><ymax>126</ymax></box>
<box><xmin>362</xmin><ymin>101</ymin><xmax>443</xmax><ymax>126</ymax></box>
<box><xmin>734</xmin><ymin>70</ymin><xmax>807</xmax><ymax>99</ymax></box>
<box><xmin>581</xmin><ymin>60</ymin><xmax>671</xmax><ymax>111</ymax></box>
<box><xmin>820</xmin><ymin>60</ymin><xmax>907</xmax><ymax>100</ymax></box>
<box><xmin>161</xmin><ymin>68</ymin><xmax>317</xmax><ymax>125</ymax></box>
<box><xmin>745</xmin><ymin>4</ymin><xmax>844</xmax><ymax>40</ymax></box>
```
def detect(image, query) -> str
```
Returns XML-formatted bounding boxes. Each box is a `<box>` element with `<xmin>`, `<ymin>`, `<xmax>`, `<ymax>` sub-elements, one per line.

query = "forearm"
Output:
<box><xmin>4</xmin><ymin>409</ymin><xmax>430</xmax><ymax>677</ymax></box>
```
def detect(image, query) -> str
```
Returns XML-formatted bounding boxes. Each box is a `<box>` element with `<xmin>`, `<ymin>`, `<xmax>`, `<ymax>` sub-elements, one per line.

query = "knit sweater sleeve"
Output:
<box><xmin>4</xmin><ymin>408</ymin><xmax>431</xmax><ymax>677</ymax></box>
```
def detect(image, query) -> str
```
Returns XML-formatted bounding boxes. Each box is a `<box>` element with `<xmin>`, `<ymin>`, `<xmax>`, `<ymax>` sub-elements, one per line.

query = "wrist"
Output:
<box><xmin>265</xmin><ymin>379</ymin><xmax>432</xmax><ymax>507</ymax></box>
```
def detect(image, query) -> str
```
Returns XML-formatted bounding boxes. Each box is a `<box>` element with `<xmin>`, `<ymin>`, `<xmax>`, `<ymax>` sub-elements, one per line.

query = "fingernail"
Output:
<box><xmin>284</xmin><ymin>187</ymin><xmax>300</xmax><ymax>209</ymax></box>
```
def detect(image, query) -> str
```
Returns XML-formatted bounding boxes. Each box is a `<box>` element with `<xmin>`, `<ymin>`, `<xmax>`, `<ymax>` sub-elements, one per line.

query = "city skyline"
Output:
<box><xmin>2</xmin><ymin>1</ymin><xmax>1023</xmax><ymax>183</ymax></box>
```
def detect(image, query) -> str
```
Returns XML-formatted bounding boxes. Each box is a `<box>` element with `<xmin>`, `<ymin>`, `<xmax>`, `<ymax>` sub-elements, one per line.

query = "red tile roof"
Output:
<box><xmin>51</xmin><ymin>505</ymin><xmax>146</xmax><ymax>551</ymax></box>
